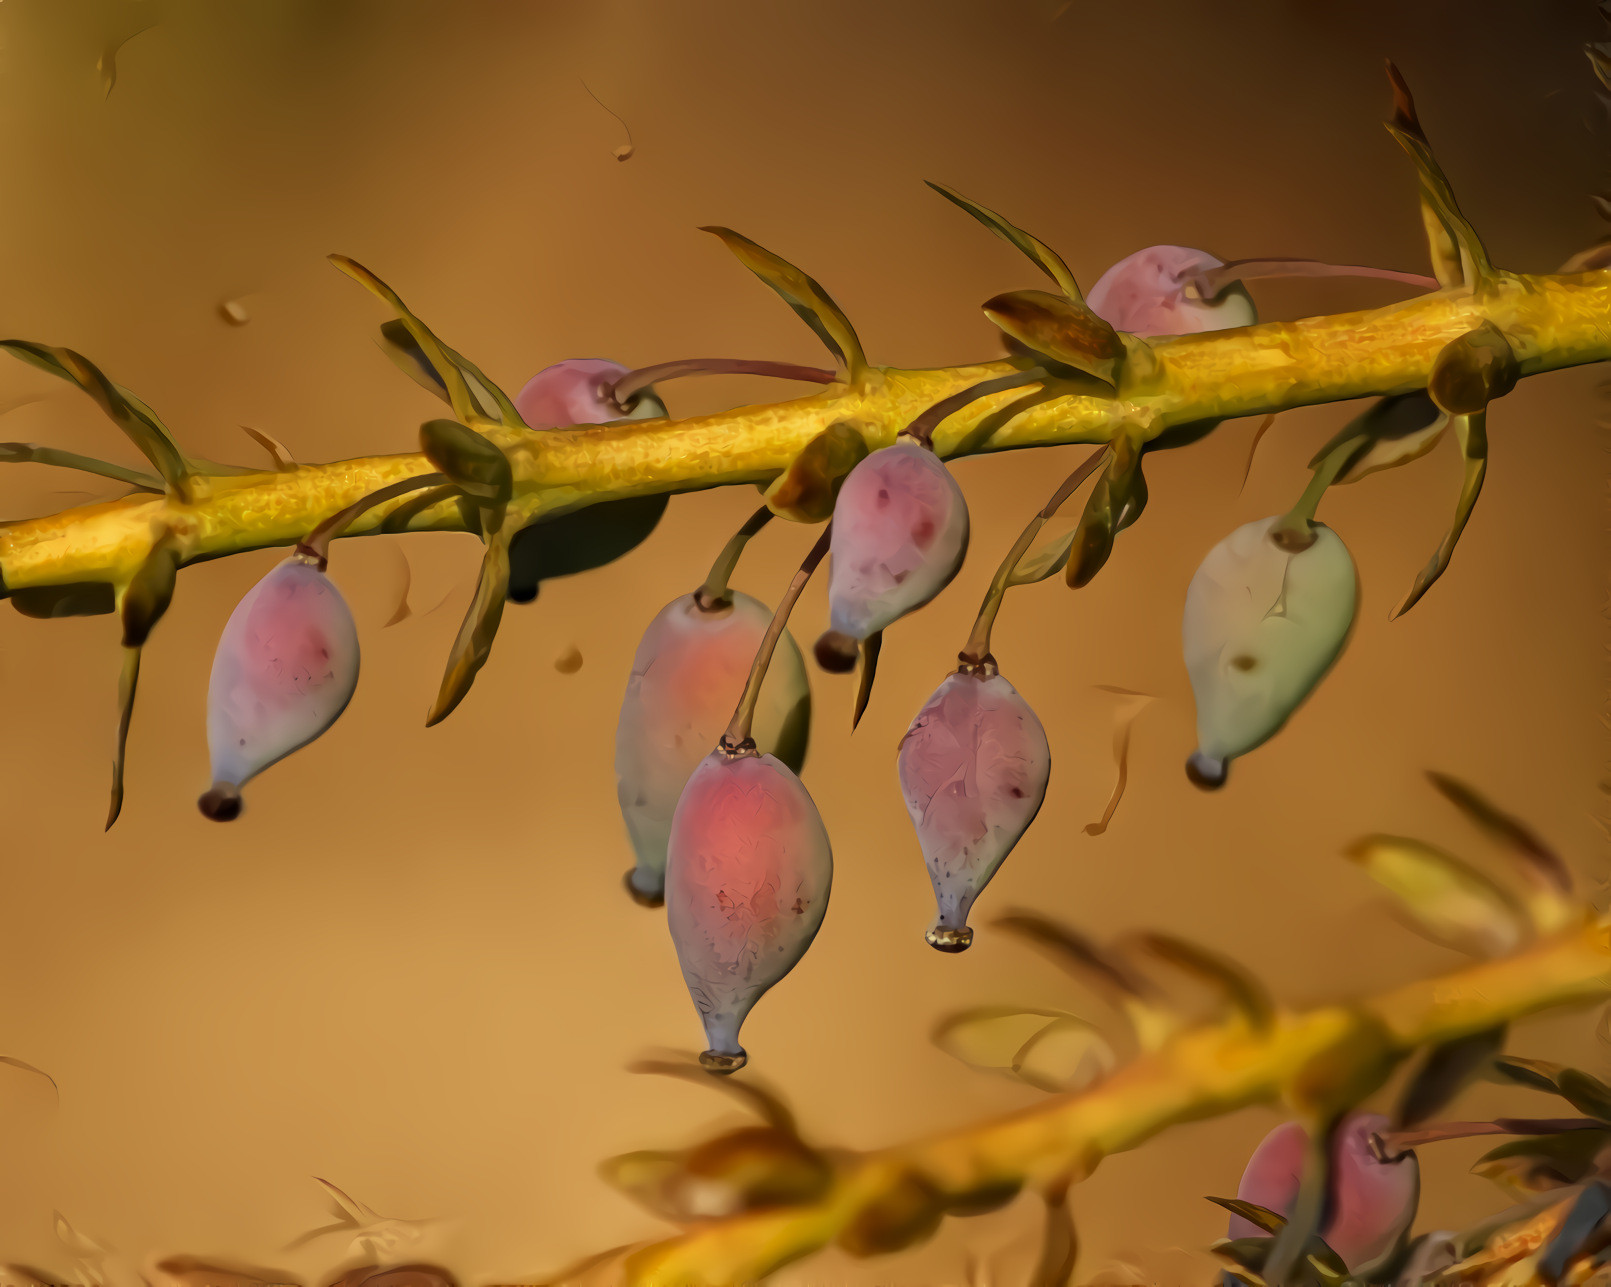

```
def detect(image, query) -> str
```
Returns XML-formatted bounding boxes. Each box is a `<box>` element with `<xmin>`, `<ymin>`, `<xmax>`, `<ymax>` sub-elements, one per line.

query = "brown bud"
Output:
<box><xmin>838</xmin><ymin>1169</ymin><xmax>944</xmax><ymax>1257</ymax></box>
<box><xmin>814</xmin><ymin>630</ymin><xmax>858</xmax><ymax>672</ymax></box>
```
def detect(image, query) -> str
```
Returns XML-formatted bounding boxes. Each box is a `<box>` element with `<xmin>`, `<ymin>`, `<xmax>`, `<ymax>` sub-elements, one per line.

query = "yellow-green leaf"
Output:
<box><xmin>419</xmin><ymin>419</ymin><xmax>513</xmax><ymax>512</ymax></box>
<box><xmin>1345</xmin><ymin>833</ymin><xmax>1527</xmax><ymax>956</ymax></box>
<box><xmin>926</xmin><ymin>182</ymin><xmax>1084</xmax><ymax>302</ymax></box>
<box><xmin>1392</xmin><ymin>411</ymin><xmax>1487</xmax><ymax>619</ymax></box>
<box><xmin>425</xmin><ymin>528</ymin><xmax>510</xmax><ymax>727</ymax></box>
<box><xmin>701</xmin><ymin>227</ymin><xmax>866</xmax><ymax>381</ymax></box>
<box><xmin>931</xmin><ymin>1005</ymin><xmax>1114</xmax><ymax>1094</ymax></box>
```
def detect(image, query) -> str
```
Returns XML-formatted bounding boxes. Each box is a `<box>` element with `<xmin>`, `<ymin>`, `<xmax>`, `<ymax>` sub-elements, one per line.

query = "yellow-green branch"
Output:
<box><xmin>0</xmin><ymin>269</ymin><xmax>1606</xmax><ymax>597</ymax></box>
<box><xmin>620</xmin><ymin>914</ymin><xmax>1611</xmax><ymax>1286</ymax></box>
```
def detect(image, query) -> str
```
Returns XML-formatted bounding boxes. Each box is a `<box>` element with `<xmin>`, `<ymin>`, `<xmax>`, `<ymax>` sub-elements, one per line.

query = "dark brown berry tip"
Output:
<box><xmin>926</xmin><ymin>924</ymin><xmax>974</xmax><ymax>953</ymax></box>
<box><xmin>623</xmin><ymin>868</ymin><xmax>665</xmax><ymax>909</ymax></box>
<box><xmin>1185</xmin><ymin>752</ymin><xmax>1228</xmax><ymax>790</ymax></box>
<box><xmin>814</xmin><ymin>630</ymin><xmax>858</xmax><ymax>673</ymax></box>
<box><xmin>699</xmin><ymin>1048</ymin><xmax>747</xmax><ymax>1074</ymax></box>
<box><xmin>198</xmin><ymin>782</ymin><xmax>242</xmax><ymax>821</ymax></box>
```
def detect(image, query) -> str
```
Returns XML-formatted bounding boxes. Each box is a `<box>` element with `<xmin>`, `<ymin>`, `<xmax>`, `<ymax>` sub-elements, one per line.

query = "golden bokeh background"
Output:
<box><xmin>0</xmin><ymin>1</ymin><xmax>1605</xmax><ymax>1283</ymax></box>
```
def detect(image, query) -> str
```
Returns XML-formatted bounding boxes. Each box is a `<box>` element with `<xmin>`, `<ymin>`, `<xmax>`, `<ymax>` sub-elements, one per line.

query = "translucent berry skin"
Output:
<box><xmin>825</xmin><ymin>440</ymin><xmax>969</xmax><ymax>642</ymax></box>
<box><xmin>615</xmin><ymin>592</ymin><xmax>811</xmax><ymax>904</ymax></box>
<box><xmin>513</xmin><ymin>358</ymin><xmax>665</xmax><ymax>429</ymax></box>
<box><xmin>204</xmin><ymin>557</ymin><xmax>360</xmax><ymax>800</ymax></box>
<box><xmin>898</xmin><ymin>670</ymin><xmax>1050</xmax><ymax>951</ymax></box>
<box><xmin>1182</xmin><ymin>517</ymin><xmax>1357</xmax><ymax>787</ymax></box>
<box><xmin>1086</xmin><ymin>246</ymin><xmax>1257</xmax><ymax>337</ymax></box>
<box><xmin>1229</xmin><ymin>1113</ymin><xmax>1419</xmax><ymax>1271</ymax></box>
<box><xmin>665</xmin><ymin>751</ymin><xmax>833</xmax><ymax>1066</ymax></box>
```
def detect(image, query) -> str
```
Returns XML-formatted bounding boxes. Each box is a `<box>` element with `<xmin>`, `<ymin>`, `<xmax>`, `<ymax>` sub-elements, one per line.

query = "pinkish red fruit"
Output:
<box><xmin>664</xmin><ymin>749</ymin><xmax>832</xmax><ymax>1070</ymax></box>
<box><xmin>514</xmin><ymin>358</ymin><xmax>664</xmax><ymax>429</ymax></box>
<box><xmin>1086</xmin><ymin>246</ymin><xmax>1255</xmax><ymax>337</ymax></box>
<box><xmin>898</xmin><ymin>667</ymin><xmax>1050</xmax><ymax>951</ymax></box>
<box><xmin>200</xmin><ymin>556</ymin><xmax>360</xmax><ymax>820</ymax></box>
<box><xmin>1229</xmin><ymin>1113</ymin><xmax>1419</xmax><ymax>1271</ymax></box>
<box><xmin>815</xmin><ymin>439</ymin><xmax>969</xmax><ymax>669</ymax></box>
<box><xmin>615</xmin><ymin>591</ymin><xmax>811</xmax><ymax>905</ymax></box>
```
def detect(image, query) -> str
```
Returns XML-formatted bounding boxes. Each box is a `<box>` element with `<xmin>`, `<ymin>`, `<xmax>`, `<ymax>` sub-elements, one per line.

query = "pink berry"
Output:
<box><xmin>514</xmin><ymin>358</ymin><xmax>663</xmax><ymax>429</ymax></box>
<box><xmin>200</xmin><ymin>557</ymin><xmax>360</xmax><ymax>819</ymax></box>
<box><xmin>898</xmin><ymin>668</ymin><xmax>1050</xmax><ymax>951</ymax></box>
<box><xmin>816</xmin><ymin>440</ymin><xmax>969</xmax><ymax>668</ymax></box>
<box><xmin>1086</xmin><ymin>246</ymin><xmax>1256</xmax><ymax>337</ymax></box>
<box><xmin>615</xmin><ymin>592</ymin><xmax>811</xmax><ymax>905</ymax></box>
<box><xmin>1230</xmin><ymin>1114</ymin><xmax>1419</xmax><ymax>1271</ymax></box>
<box><xmin>664</xmin><ymin>750</ymin><xmax>832</xmax><ymax>1070</ymax></box>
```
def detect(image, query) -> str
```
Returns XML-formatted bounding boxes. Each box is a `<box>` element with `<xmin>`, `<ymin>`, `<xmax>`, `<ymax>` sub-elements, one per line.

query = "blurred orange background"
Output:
<box><xmin>0</xmin><ymin>2</ymin><xmax>1605</xmax><ymax>1283</ymax></box>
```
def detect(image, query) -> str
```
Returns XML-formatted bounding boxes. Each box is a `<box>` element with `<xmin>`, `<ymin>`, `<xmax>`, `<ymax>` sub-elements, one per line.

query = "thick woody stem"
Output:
<box><xmin>0</xmin><ymin>270</ymin><xmax>1604</xmax><ymax>600</ymax></box>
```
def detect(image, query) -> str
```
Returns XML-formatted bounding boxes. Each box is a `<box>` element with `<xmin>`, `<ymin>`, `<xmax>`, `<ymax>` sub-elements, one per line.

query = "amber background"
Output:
<box><xmin>0</xmin><ymin>1</ymin><xmax>1605</xmax><ymax>1283</ymax></box>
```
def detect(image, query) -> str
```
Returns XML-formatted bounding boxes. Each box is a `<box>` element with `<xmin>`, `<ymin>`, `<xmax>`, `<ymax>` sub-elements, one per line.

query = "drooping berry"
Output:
<box><xmin>898</xmin><ymin>667</ymin><xmax>1050</xmax><ymax>951</ymax></box>
<box><xmin>1182</xmin><ymin>516</ymin><xmax>1357</xmax><ymax>788</ymax></box>
<box><xmin>664</xmin><ymin>749</ymin><xmax>832</xmax><ymax>1071</ymax></box>
<box><xmin>615</xmin><ymin>591</ymin><xmax>810</xmax><ymax>906</ymax></box>
<box><xmin>513</xmin><ymin>358</ymin><xmax>665</xmax><ymax>429</ymax></box>
<box><xmin>1230</xmin><ymin>1114</ymin><xmax>1419</xmax><ymax>1272</ymax></box>
<box><xmin>814</xmin><ymin>439</ymin><xmax>969</xmax><ymax>671</ymax></box>
<box><xmin>199</xmin><ymin>556</ymin><xmax>360</xmax><ymax>820</ymax></box>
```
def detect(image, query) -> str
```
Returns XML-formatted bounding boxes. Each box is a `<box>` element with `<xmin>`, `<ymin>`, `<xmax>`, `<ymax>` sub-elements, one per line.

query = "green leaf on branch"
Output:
<box><xmin>701</xmin><ymin>226</ymin><xmax>866</xmax><ymax>382</ymax></box>
<box><xmin>1345</xmin><ymin>833</ymin><xmax>1526</xmax><ymax>956</ymax></box>
<box><xmin>926</xmin><ymin>181</ymin><xmax>1085</xmax><ymax>303</ymax></box>
<box><xmin>982</xmin><ymin>290</ymin><xmax>1123</xmax><ymax>388</ymax></box>
<box><xmin>764</xmin><ymin>421</ymin><xmax>868</xmax><ymax>522</ymax></box>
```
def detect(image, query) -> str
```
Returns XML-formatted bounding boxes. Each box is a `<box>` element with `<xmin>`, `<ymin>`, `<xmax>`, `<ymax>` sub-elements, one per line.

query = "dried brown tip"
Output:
<box><xmin>198</xmin><ymin>782</ymin><xmax>242</xmax><ymax>821</ymax></box>
<box><xmin>926</xmin><ymin>925</ymin><xmax>974</xmax><ymax>953</ymax></box>
<box><xmin>699</xmin><ymin>1049</ymin><xmax>747</xmax><ymax>1074</ymax></box>
<box><xmin>1385</xmin><ymin>58</ymin><xmax>1421</xmax><ymax>134</ymax></box>
<box><xmin>623</xmin><ymin>869</ymin><xmax>665</xmax><ymax>909</ymax></box>
<box><xmin>814</xmin><ymin>630</ymin><xmax>858</xmax><ymax>673</ymax></box>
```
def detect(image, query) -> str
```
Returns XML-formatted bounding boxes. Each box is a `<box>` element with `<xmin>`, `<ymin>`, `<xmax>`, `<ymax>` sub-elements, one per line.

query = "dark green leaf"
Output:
<box><xmin>982</xmin><ymin>290</ymin><xmax>1123</xmax><ymax>388</ymax></box>
<box><xmin>11</xmin><ymin>582</ymin><xmax>115</xmax><ymax>618</ymax></box>
<box><xmin>1556</xmin><ymin>1069</ymin><xmax>1611</xmax><ymax>1124</ymax></box>
<box><xmin>425</xmin><ymin>529</ymin><xmax>510</xmax><ymax>727</ymax></box>
<box><xmin>1392</xmin><ymin>411</ymin><xmax>1486</xmax><ymax>619</ymax></box>
<box><xmin>1206</xmin><ymin>1197</ymin><xmax>1287</xmax><ymax>1235</ymax></box>
<box><xmin>1473</xmin><ymin>1129</ymin><xmax>1611</xmax><ymax>1194</ymax></box>
<box><xmin>764</xmin><ymin>422</ymin><xmax>868</xmax><ymax>523</ymax></box>
<box><xmin>1493</xmin><ymin>1057</ymin><xmax>1568</xmax><ymax>1094</ymax></box>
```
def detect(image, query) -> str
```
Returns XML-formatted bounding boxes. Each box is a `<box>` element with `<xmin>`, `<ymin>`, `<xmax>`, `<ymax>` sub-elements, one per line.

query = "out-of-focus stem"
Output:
<box><xmin>623</xmin><ymin>912</ymin><xmax>1611</xmax><ymax>1287</ymax></box>
<box><xmin>721</xmin><ymin>524</ymin><xmax>832</xmax><ymax>749</ymax></box>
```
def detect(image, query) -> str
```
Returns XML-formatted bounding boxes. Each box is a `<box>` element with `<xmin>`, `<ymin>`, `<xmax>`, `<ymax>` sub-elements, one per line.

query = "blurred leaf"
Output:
<box><xmin>1426</xmin><ymin>771</ymin><xmax>1574</xmax><ymax>931</ymax></box>
<box><xmin>1556</xmin><ymin>1069</ymin><xmax>1611</xmax><ymax>1124</ymax></box>
<box><xmin>982</xmin><ymin>290</ymin><xmax>1123</xmax><ymax>388</ymax></box>
<box><xmin>1120</xmin><ymin>932</ymin><xmax>1273</xmax><ymax>1032</ymax></box>
<box><xmin>701</xmin><ymin>227</ymin><xmax>865</xmax><ymax>380</ymax></box>
<box><xmin>1345</xmin><ymin>833</ymin><xmax>1527</xmax><ymax>956</ymax></box>
<box><xmin>154</xmin><ymin>1257</ymin><xmax>300</xmax><ymax>1287</ymax></box>
<box><xmin>1206</xmin><ymin>1197</ymin><xmax>1286</xmax><ymax>1235</ymax></box>
<box><xmin>764</xmin><ymin>422</ymin><xmax>868</xmax><ymax>522</ymax></box>
<box><xmin>932</xmin><ymin>1006</ymin><xmax>1114</xmax><ymax>1093</ymax></box>
<box><xmin>1473</xmin><ymin>1131</ymin><xmax>1611</xmax><ymax>1195</ymax></box>
<box><xmin>926</xmin><ymin>182</ymin><xmax>1084</xmax><ymax>302</ymax></box>
<box><xmin>1538</xmin><ymin>1181</ymin><xmax>1611</xmax><ymax>1285</ymax></box>
<box><xmin>603</xmin><ymin>1126</ymin><xmax>832</xmax><ymax>1223</ymax></box>
<box><xmin>1397</xmin><ymin>1025</ymin><xmax>1507</xmax><ymax>1128</ymax></box>
<box><xmin>1028</xmin><ymin>1183</ymin><xmax>1078</xmax><ymax>1287</ymax></box>
<box><xmin>629</xmin><ymin>1055</ymin><xmax>799</xmax><ymax>1135</ymax></box>
<box><xmin>1084</xmin><ymin>686</ymin><xmax>1153</xmax><ymax>837</ymax></box>
<box><xmin>505</xmin><ymin>495</ymin><xmax>668</xmax><ymax>603</ymax></box>
<box><xmin>1493</xmin><ymin>1057</ymin><xmax>1569</xmax><ymax>1095</ymax></box>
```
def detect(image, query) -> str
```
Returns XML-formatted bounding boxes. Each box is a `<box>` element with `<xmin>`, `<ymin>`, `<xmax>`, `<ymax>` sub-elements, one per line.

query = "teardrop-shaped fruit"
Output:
<box><xmin>513</xmin><ymin>358</ymin><xmax>666</xmax><ymax>429</ymax></box>
<box><xmin>616</xmin><ymin>592</ymin><xmax>811</xmax><ymax>905</ymax></box>
<box><xmin>1182</xmin><ymin>517</ymin><xmax>1356</xmax><ymax>788</ymax></box>
<box><xmin>1086</xmin><ymin>246</ymin><xmax>1256</xmax><ymax>336</ymax></box>
<box><xmin>665</xmin><ymin>750</ymin><xmax>832</xmax><ymax>1071</ymax></box>
<box><xmin>815</xmin><ymin>439</ymin><xmax>969</xmax><ymax>671</ymax></box>
<box><xmin>1229</xmin><ymin>1114</ymin><xmax>1419</xmax><ymax>1271</ymax></box>
<box><xmin>199</xmin><ymin>556</ymin><xmax>360</xmax><ymax>819</ymax></box>
<box><xmin>898</xmin><ymin>668</ymin><xmax>1050</xmax><ymax>951</ymax></box>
